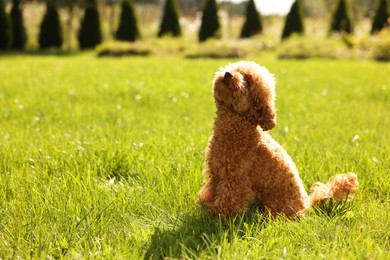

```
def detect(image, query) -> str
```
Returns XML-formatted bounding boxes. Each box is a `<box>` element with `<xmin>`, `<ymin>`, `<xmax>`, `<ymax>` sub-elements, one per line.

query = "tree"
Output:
<box><xmin>10</xmin><ymin>0</ymin><xmax>27</xmax><ymax>49</ymax></box>
<box><xmin>330</xmin><ymin>0</ymin><xmax>354</xmax><ymax>34</ymax></box>
<box><xmin>60</xmin><ymin>0</ymin><xmax>78</xmax><ymax>50</ymax></box>
<box><xmin>158</xmin><ymin>0</ymin><xmax>181</xmax><ymax>37</ymax></box>
<box><xmin>39</xmin><ymin>0</ymin><xmax>63</xmax><ymax>49</ymax></box>
<box><xmin>281</xmin><ymin>0</ymin><xmax>304</xmax><ymax>39</ymax></box>
<box><xmin>116</xmin><ymin>0</ymin><xmax>140</xmax><ymax>42</ymax></box>
<box><xmin>371</xmin><ymin>0</ymin><xmax>390</xmax><ymax>34</ymax></box>
<box><xmin>0</xmin><ymin>0</ymin><xmax>11</xmax><ymax>50</ymax></box>
<box><xmin>199</xmin><ymin>0</ymin><xmax>220</xmax><ymax>42</ymax></box>
<box><xmin>240</xmin><ymin>0</ymin><xmax>262</xmax><ymax>38</ymax></box>
<box><xmin>78</xmin><ymin>0</ymin><xmax>102</xmax><ymax>49</ymax></box>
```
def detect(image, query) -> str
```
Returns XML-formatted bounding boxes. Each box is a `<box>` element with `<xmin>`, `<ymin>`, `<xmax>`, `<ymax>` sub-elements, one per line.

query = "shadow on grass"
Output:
<box><xmin>145</xmin><ymin>206</ymin><xmax>267</xmax><ymax>259</ymax></box>
<box><xmin>145</xmin><ymin>200</ymin><xmax>358</xmax><ymax>259</ymax></box>
<box><xmin>310</xmin><ymin>198</ymin><xmax>357</xmax><ymax>220</ymax></box>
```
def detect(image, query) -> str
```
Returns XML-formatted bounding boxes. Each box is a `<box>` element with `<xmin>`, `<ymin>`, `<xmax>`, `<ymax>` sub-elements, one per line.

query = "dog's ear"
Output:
<box><xmin>248</xmin><ymin>70</ymin><xmax>277</xmax><ymax>131</ymax></box>
<box><xmin>255</xmin><ymin>105</ymin><xmax>276</xmax><ymax>131</ymax></box>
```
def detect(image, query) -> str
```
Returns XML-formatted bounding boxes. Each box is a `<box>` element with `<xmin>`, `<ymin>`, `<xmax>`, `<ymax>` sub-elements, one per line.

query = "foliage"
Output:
<box><xmin>96</xmin><ymin>40</ymin><xmax>150</xmax><ymax>57</ymax></box>
<box><xmin>330</xmin><ymin>0</ymin><xmax>354</xmax><ymax>34</ymax></box>
<box><xmin>10</xmin><ymin>0</ymin><xmax>27</xmax><ymax>49</ymax></box>
<box><xmin>281</xmin><ymin>0</ymin><xmax>305</xmax><ymax>40</ymax></box>
<box><xmin>38</xmin><ymin>0</ymin><xmax>63</xmax><ymax>49</ymax></box>
<box><xmin>371</xmin><ymin>0</ymin><xmax>390</xmax><ymax>34</ymax></box>
<box><xmin>158</xmin><ymin>0</ymin><xmax>181</xmax><ymax>37</ymax></box>
<box><xmin>199</xmin><ymin>0</ymin><xmax>220</xmax><ymax>42</ymax></box>
<box><xmin>372</xmin><ymin>27</ymin><xmax>390</xmax><ymax>60</ymax></box>
<box><xmin>78</xmin><ymin>0</ymin><xmax>102</xmax><ymax>49</ymax></box>
<box><xmin>0</xmin><ymin>0</ymin><xmax>11</xmax><ymax>49</ymax></box>
<box><xmin>184</xmin><ymin>37</ymin><xmax>275</xmax><ymax>59</ymax></box>
<box><xmin>115</xmin><ymin>0</ymin><xmax>140</xmax><ymax>42</ymax></box>
<box><xmin>186</xmin><ymin>40</ymin><xmax>245</xmax><ymax>59</ymax></box>
<box><xmin>240</xmin><ymin>0</ymin><xmax>262</xmax><ymax>38</ymax></box>
<box><xmin>278</xmin><ymin>35</ymin><xmax>350</xmax><ymax>59</ymax></box>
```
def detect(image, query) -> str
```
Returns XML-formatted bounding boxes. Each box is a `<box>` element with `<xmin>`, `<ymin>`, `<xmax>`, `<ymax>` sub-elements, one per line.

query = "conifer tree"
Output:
<box><xmin>281</xmin><ymin>0</ymin><xmax>304</xmax><ymax>40</ymax></box>
<box><xmin>10</xmin><ymin>0</ymin><xmax>27</xmax><ymax>49</ymax></box>
<box><xmin>39</xmin><ymin>0</ymin><xmax>63</xmax><ymax>49</ymax></box>
<box><xmin>330</xmin><ymin>0</ymin><xmax>353</xmax><ymax>34</ymax></box>
<box><xmin>199</xmin><ymin>0</ymin><xmax>220</xmax><ymax>42</ymax></box>
<box><xmin>158</xmin><ymin>0</ymin><xmax>181</xmax><ymax>37</ymax></box>
<box><xmin>116</xmin><ymin>0</ymin><xmax>140</xmax><ymax>42</ymax></box>
<box><xmin>0</xmin><ymin>0</ymin><xmax>11</xmax><ymax>49</ymax></box>
<box><xmin>240</xmin><ymin>0</ymin><xmax>262</xmax><ymax>38</ymax></box>
<box><xmin>78</xmin><ymin>0</ymin><xmax>102</xmax><ymax>49</ymax></box>
<box><xmin>371</xmin><ymin>0</ymin><xmax>390</xmax><ymax>34</ymax></box>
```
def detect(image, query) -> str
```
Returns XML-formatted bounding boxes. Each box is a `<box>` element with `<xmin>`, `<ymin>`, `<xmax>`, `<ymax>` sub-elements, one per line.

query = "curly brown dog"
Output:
<box><xmin>198</xmin><ymin>61</ymin><xmax>358</xmax><ymax>219</ymax></box>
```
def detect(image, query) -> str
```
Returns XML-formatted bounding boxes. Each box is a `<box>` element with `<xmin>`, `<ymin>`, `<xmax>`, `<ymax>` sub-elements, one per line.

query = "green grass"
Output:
<box><xmin>0</xmin><ymin>53</ymin><xmax>389</xmax><ymax>259</ymax></box>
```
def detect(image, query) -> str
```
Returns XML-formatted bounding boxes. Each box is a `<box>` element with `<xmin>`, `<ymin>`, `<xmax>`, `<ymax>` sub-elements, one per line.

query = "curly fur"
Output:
<box><xmin>198</xmin><ymin>61</ymin><xmax>359</xmax><ymax>218</ymax></box>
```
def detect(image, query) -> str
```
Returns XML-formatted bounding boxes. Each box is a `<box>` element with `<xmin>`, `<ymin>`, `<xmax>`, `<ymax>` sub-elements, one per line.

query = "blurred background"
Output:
<box><xmin>0</xmin><ymin>0</ymin><xmax>389</xmax><ymax>60</ymax></box>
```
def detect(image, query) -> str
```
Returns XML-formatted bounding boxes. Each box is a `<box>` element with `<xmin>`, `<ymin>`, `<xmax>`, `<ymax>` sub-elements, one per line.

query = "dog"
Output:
<box><xmin>198</xmin><ymin>61</ymin><xmax>358</xmax><ymax>218</ymax></box>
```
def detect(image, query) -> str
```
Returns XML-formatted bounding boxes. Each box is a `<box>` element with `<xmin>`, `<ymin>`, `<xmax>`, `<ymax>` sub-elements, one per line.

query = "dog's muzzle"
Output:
<box><xmin>224</xmin><ymin>72</ymin><xmax>233</xmax><ymax>84</ymax></box>
<box><xmin>224</xmin><ymin>72</ymin><xmax>233</xmax><ymax>80</ymax></box>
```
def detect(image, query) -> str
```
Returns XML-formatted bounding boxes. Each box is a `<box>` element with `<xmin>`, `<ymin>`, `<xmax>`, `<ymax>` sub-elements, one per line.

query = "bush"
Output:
<box><xmin>330</xmin><ymin>0</ymin><xmax>354</xmax><ymax>34</ymax></box>
<box><xmin>78</xmin><ymin>0</ymin><xmax>102</xmax><ymax>49</ymax></box>
<box><xmin>281</xmin><ymin>0</ymin><xmax>304</xmax><ymax>40</ymax></box>
<box><xmin>96</xmin><ymin>40</ymin><xmax>151</xmax><ymax>57</ymax></box>
<box><xmin>186</xmin><ymin>40</ymin><xmax>246</xmax><ymax>59</ymax></box>
<box><xmin>10</xmin><ymin>0</ymin><xmax>27</xmax><ymax>49</ymax></box>
<box><xmin>158</xmin><ymin>0</ymin><xmax>181</xmax><ymax>37</ymax></box>
<box><xmin>371</xmin><ymin>0</ymin><xmax>390</xmax><ymax>34</ymax></box>
<box><xmin>199</xmin><ymin>0</ymin><xmax>220</xmax><ymax>42</ymax></box>
<box><xmin>278</xmin><ymin>36</ymin><xmax>350</xmax><ymax>60</ymax></box>
<box><xmin>372</xmin><ymin>27</ymin><xmax>390</xmax><ymax>61</ymax></box>
<box><xmin>240</xmin><ymin>0</ymin><xmax>262</xmax><ymax>38</ymax></box>
<box><xmin>0</xmin><ymin>0</ymin><xmax>11</xmax><ymax>50</ymax></box>
<box><xmin>115</xmin><ymin>0</ymin><xmax>140</xmax><ymax>42</ymax></box>
<box><xmin>38</xmin><ymin>0</ymin><xmax>63</xmax><ymax>49</ymax></box>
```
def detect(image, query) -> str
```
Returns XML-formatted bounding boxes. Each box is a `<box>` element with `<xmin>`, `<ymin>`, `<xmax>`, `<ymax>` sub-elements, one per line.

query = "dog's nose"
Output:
<box><xmin>224</xmin><ymin>72</ymin><xmax>233</xmax><ymax>80</ymax></box>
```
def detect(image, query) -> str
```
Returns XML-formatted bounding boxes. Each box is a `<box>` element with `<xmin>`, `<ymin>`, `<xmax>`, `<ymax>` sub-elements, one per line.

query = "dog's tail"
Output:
<box><xmin>309</xmin><ymin>172</ymin><xmax>359</xmax><ymax>205</ymax></box>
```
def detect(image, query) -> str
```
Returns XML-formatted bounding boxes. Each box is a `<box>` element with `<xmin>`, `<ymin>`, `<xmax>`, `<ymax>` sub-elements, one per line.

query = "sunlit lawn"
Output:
<box><xmin>0</xmin><ymin>53</ymin><xmax>389</xmax><ymax>258</ymax></box>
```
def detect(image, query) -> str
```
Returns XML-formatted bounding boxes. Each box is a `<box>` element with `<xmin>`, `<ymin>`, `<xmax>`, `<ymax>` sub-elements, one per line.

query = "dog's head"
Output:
<box><xmin>213</xmin><ymin>61</ymin><xmax>276</xmax><ymax>131</ymax></box>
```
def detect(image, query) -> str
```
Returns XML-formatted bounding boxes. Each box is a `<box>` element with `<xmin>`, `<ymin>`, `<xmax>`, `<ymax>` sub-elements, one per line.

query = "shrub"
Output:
<box><xmin>158</xmin><ymin>0</ymin><xmax>181</xmax><ymax>37</ymax></box>
<box><xmin>372</xmin><ymin>27</ymin><xmax>390</xmax><ymax>61</ymax></box>
<box><xmin>371</xmin><ymin>0</ymin><xmax>390</xmax><ymax>34</ymax></box>
<box><xmin>0</xmin><ymin>0</ymin><xmax>11</xmax><ymax>50</ymax></box>
<box><xmin>281</xmin><ymin>0</ymin><xmax>304</xmax><ymax>40</ymax></box>
<box><xmin>10</xmin><ymin>0</ymin><xmax>27</xmax><ymax>49</ymax></box>
<box><xmin>199</xmin><ymin>0</ymin><xmax>220</xmax><ymax>42</ymax></box>
<box><xmin>78</xmin><ymin>0</ymin><xmax>102</xmax><ymax>49</ymax></box>
<box><xmin>186</xmin><ymin>40</ymin><xmax>246</xmax><ymax>59</ymax></box>
<box><xmin>115</xmin><ymin>0</ymin><xmax>140</xmax><ymax>42</ymax></box>
<box><xmin>38</xmin><ymin>0</ymin><xmax>63</xmax><ymax>49</ymax></box>
<box><xmin>330</xmin><ymin>0</ymin><xmax>354</xmax><ymax>34</ymax></box>
<box><xmin>278</xmin><ymin>36</ymin><xmax>350</xmax><ymax>60</ymax></box>
<box><xmin>240</xmin><ymin>0</ymin><xmax>262</xmax><ymax>38</ymax></box>
<box><xmin>96</xmin><ymin>40</ymin><xmax>151</xmax><ymax>57</ymax></box>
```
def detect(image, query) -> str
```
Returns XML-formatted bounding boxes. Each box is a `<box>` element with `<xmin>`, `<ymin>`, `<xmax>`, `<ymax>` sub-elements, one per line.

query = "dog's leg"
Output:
<box><xmin>200</xmin><ymin>176</ymin><xmax>254</xmax><ymax>217</ymax></box>
<box><xmin>198</xmin><ymin>175</ymin><xmax>217</xmax><ymax>211</ymax></box>
<box><xmin>262</xmin><ymin>196</ymin><xmax>309</xmax><ymax>219</ymax></box>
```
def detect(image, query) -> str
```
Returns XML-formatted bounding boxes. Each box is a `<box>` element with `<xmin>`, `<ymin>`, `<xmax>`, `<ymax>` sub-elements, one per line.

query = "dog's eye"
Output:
<box><xmin>244</xmin><ymin>80</ymin><xmax>250</xmax><ymax>89</ymax></box>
